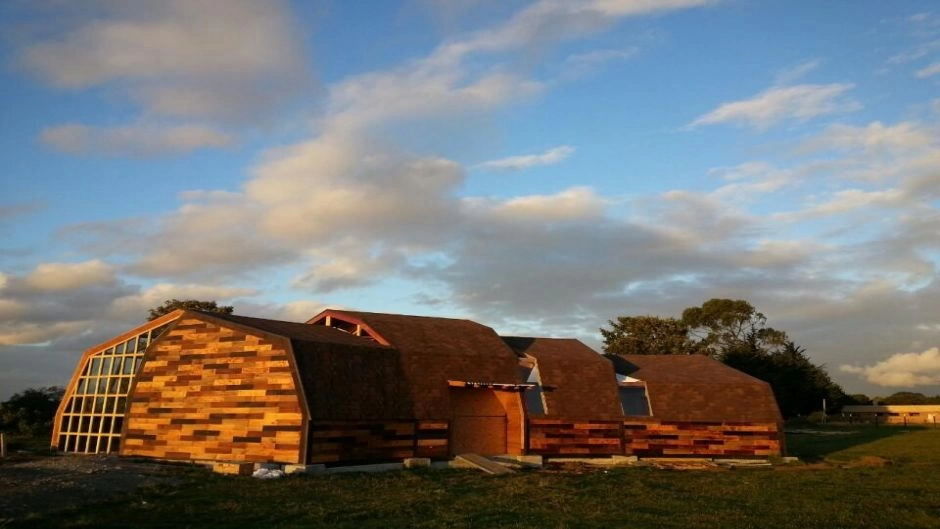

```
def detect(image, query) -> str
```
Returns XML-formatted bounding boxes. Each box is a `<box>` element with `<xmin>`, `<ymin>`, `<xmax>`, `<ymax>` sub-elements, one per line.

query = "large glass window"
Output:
<box><xmin>56</xmin><ymin>324</ymin><xmax>169</xmax><ymax>454</ymax></box>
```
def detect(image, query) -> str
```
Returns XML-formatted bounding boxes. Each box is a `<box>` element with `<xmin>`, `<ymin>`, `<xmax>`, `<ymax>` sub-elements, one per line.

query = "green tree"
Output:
<box><xmin>681</xmin><ymin>298</ymin><xmax>787</xmax><ymax>359</ymax></box>
<box><xmin>600</xmin><ymin>316</ymin><xmax>697</xmax><ymax>356</ymax></box>
<box><xmin>147</xmin><ymin>299</ymin><xmax>234</xmax><ymax>321</ymax></box>
<box><xmin>880</xmin><ymin>392</ymin><xmax>929</xmax><ymax>405</ymax></box>
<box><xmin>846</xmin><ymin>393</ymin><xmax>873</xmax><ymax>405</ymax></box>
<box><xmin>0</xmin><ymin>386</ymin><xmax>65</xmax><ymax>436</ymax></box>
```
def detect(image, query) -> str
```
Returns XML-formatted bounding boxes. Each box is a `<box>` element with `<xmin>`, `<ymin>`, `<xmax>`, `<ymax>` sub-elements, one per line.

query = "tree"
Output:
<box><xmin>681</xmin><ymin>299</ymin><xmax>787</xmax><ymax>359</ymax></box>
<box><xmin>147</xmin><ymin>299</ymin><xmax>234</xmax><ymax>321</ymax></box>
<box><xmin>600</xmin><ymin>316</ymin><xmax>697</xmax><ymax>356</ymax></box>
<box><xmin>880</xmin><ymin>392</ymin><xmax>934</xmax><ymax>405</ymax></box>
<box><xmin>846</xmin><ymin>393</ymin><xmax>873</xmax><ymax>406</ymax></box>
<box><xmin>0</xmin><ymin>386</ymin><xmax>65</xmax><ymax>436</ymax></box>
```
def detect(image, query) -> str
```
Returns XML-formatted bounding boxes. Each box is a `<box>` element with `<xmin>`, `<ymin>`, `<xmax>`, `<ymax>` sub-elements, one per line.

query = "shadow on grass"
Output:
<box><xmin>785</xmin><ymin>424</ymin><xmax>927</xmax><ymax>462</ymax></box>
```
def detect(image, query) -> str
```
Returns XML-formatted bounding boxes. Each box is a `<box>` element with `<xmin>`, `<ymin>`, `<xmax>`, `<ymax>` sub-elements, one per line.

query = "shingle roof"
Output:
<box><xmin>196</xmin><ymin>311</ymin><xmax>385</xmax><ymax>347</ymax></box>
<box><xmin>320</xmin><ymin>310</ymin><xmax>522</xmax><ymax>419</ymax></box>
<box><xmin>502</xmin><ymin>337</ymin><xmax>623</xmax><ymax>420</ymax></box>
<box><xmin>193</xmin><ymin>311</ymin><xmax>408</xmax><ymax>421</ymax></box>
<box><xmin>610</xmin><ymin>354</ymin><xmax>783</xmax><ymax>423</ymax></box>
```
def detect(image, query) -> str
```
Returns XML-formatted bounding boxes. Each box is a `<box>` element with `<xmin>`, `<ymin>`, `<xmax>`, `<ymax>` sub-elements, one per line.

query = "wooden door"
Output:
<box><xmin>449</xmin><ymin>388</ymin><xmax>508</xmax><ymax>455</ymax></box>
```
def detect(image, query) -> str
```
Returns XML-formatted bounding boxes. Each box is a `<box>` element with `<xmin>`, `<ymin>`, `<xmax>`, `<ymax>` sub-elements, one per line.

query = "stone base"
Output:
<box><xmin>403</xmin><ymin>457</ymin><xmax>431</xmax><ymax>469</ymax></box>
<box><xmin>284</xmin><ymin>463</ymin><xmax>326</xmax><ymax>475</ymax></box>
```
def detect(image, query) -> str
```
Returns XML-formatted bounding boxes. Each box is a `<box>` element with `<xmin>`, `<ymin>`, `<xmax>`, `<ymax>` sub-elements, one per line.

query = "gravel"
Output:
<box><xmin>0</xmin><ymin>454</ymin><xmax>183</xmax><ymax>523</ymax></box>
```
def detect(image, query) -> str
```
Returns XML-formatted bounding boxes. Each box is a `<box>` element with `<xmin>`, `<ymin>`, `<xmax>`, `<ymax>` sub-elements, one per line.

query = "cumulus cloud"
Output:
<box><xmin>22</xmin><ymin>260</ymin><xmax>117</xmax><ymax>292</ymax></box>
<box><xmin>40</xmin><ymin>123</ymin><xmax>233</xmax><ymax>156</ymax></box>
<box><xmin>18</xmin><ymin>0</ymin><xmax>308</xmax><ymax>123</ymax></box>
<box><xmin>798</xmin><ymin>122</ymin><xmax>936</xmax><ymax>154</ymax></box>
<box><xmin>475</xmin><ymin>145</ymin><xmax>576</xmax><ymax>171</ymax></box>
<box><xmin>689</xmin><ymin>83</ymin><xmax>860</xmax><ymax>131</ymax></box>
<box><xmin>841</xmin><ymin>348</ymin><xmax>940</xmax><ymax>387</ymax></box>
<box><xmin>14</xmin><ymin>0</ymin><xmax>309</xmax><ymax>157</ymax></box>
<box><xmin>776</xmin><ymin>188</ymin><xmax>907</xmax><ymax>222</ymax></box>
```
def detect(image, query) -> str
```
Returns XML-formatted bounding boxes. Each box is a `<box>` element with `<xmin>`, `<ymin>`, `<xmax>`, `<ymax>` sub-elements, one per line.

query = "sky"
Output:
<box><xmin>2</xmin><ymin>0</ymin><xmax>940</xmax><ymax>400</ymax></box>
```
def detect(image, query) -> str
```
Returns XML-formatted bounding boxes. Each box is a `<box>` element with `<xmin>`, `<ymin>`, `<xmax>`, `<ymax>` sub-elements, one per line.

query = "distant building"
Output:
<box><xmin>842</xmin><ymin>405</ymin><xmax>940</xmax><ymax>425</ymax></box>
<box><xmin>52</xmin><ymin>308</ymin><xmax>784</xmax><ymax>464</ymax></box>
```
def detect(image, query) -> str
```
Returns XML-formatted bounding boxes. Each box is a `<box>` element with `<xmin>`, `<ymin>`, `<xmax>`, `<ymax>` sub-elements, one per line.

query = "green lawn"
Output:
<box><xmin>9</xmin><ymin>426</ymin><xmax>940</xmax><ymax>529</ymax></box>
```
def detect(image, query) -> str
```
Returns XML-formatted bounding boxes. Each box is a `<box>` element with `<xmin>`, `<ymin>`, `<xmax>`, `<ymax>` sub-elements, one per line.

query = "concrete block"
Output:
<box><xmin>403</xmin><ymin>457</ymin><xmax>431</xmax><ymax>469</ymax></box>
<box><xmin>611</xmin><ymin>455</ymin><xmax>638</xmax><ymax>464</ymax></box>
<box><xmin>212</xmin><ymin>462</ymin><xmax>254</xmax><ymax>476</ymax></box>
<box><xmin>284</xmin><ymin>464</ymin><xmax>326</xmax><ymax>475</ymax></box>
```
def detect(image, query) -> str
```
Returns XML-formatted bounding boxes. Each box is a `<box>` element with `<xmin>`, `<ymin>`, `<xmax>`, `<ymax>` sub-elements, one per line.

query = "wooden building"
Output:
<box><xmin>614</xmin><ymin>355</ymin><xmax>784</xmax><ymax>458</ymax></box>
<box><xmin>841</xmin><ymin>405</ymin><xmax>940</xmax><ymax>425</ymax></box>
<box><xmin>52</xmin><ymin>308</ymin><xmax>785</xmax><ymax>464</ymax></box>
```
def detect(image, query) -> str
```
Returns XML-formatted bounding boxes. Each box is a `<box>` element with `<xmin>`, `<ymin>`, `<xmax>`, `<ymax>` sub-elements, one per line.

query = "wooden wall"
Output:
<box><xmin>527</xmin><ymin>418</ymin><xmax>623</xmax><ymax>456</ymax></box>
<box><xmin>623</xmin><ymin>419</ymin><xmax>782</xmax><ymax>457</ymax></box>
<box><xmin>527</xmin><ymin>418</ymin><xmax>782</xmax><ymax>457</ymax></box>
<box><xmin>308</xmin><ymin>420</ymin><xmax>449</xmax><ymax>464</ymax></box>
<box><xmin>120</xmin><ymin>317</ymin><xmax>305</xmax><ymax>464</ymax></box>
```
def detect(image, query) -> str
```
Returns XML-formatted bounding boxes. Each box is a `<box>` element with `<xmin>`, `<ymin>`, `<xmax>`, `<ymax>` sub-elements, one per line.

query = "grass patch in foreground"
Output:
<box><xmin>8</xmin><ymin>428</ymin><xmax>940</xmax><ymax>529</ymax></box>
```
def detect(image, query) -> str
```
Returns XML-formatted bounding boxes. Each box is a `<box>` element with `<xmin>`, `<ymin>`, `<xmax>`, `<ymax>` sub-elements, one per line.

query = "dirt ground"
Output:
<box><xmin>0</xmin><ymin>454</ymin><xmax>182</xmax><ymax>524</ymax></box>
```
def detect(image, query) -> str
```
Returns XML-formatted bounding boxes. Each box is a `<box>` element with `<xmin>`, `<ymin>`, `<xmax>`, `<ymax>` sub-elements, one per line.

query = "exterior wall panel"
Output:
<box><xmin>120</xmin><ymin>317</ymin><xmax>304</xmax><ymax>463</ymax></box>
<box><xmin>623</xmin><ymin>418</ymin><xmax>782</xmax><ymax>457</ymax></box>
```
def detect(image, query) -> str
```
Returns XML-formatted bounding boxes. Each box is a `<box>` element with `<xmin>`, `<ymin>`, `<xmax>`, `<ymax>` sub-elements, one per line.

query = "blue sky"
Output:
<box><xmin>2</xmin><ymin>0</ymin><xmax>940</xmax><ymax>399</ymax></box>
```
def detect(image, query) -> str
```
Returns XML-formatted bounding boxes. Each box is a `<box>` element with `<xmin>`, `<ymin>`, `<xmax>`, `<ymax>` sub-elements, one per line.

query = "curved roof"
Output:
<box><xmin>611</xmin><ymin>354</ymin><xmax>783</xmax><ymax>423</ymax></box>
<box><xmin>193</xmin><ymin>311</ymin><xmax>412</xmax><ymax>421</ymax></box>
<box><xmin>310</xmin><ymin>310</ymin><xmax>522</xmax><ymax>419</ymax></box>
<box><xmin>503</xmin><ymin>337</ymin><xmax>623</xmax><ymax>420</ymax></box>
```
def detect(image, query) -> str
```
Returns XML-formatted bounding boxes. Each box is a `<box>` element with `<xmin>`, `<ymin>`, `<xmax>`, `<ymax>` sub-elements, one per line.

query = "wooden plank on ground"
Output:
<box><xmin>453</xmin><ymin>453</ymin><xmax>515</xmax><ymax>475</ymax></box>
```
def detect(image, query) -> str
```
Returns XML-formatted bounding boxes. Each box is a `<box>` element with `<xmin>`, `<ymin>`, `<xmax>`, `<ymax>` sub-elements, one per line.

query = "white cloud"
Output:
<box><xmin>775</xmin><ymin>188</ymin><xmax>907</xmax><ymax>222</ymax></box>
<box><xmin>840</xmin><ymin>348</ymin><xmax>940</xmax><ymax>387</ymax></box>
<box><xmin>915</xmin><ymin>61</ymin><xmax>940</xmax><ymax>78</ymax></box>
<box><xmin>0</xmin><ymin>321</ymin><xmax>92</xmax><ymax>347</ymax></box>
<box><xmin>797</xmin><ymin>121</ymin><xmax>936</xmax><ymax>154</ymax></box>
<box><xmin>774</xmin><ymin>59</ymin><xmax>821</xmax><ymax>85</ymax></box>
<box><xmin>40</xmin><ymin>123</ymin><xmax>233</xmax><ymax>156</ymax></box>
<box><xmin>689</xmin><ymin>83</ymin><xmax>860</xmax><ymax>131</ymax></box>
<box><xmin>561</xmin><ymin>47</ymin><xmax>638</xmax><ymax>79</ymax></box>
<box><xmin>432</xmin><ymin>0</ymin><xmax>712</xmax><ymax>63</ymax></box>
<box><xmin>476</xmin><ymin>145</ymin><xmax>576</xmax><ymax>171</ymax></box>
<box><xmin>108</xmin><ymin>283</ymin><xmax>257</xmax><ymax>318</ymax></box>
<box><xmin>23</xmin><ymin>260</ymin><xmax>117</xmax><ymax>292</ymax></box>
<box><xmin>467</xmin><ymin>186</ymin><xmax>607</xmax><ymax>221</ymax></box>
<box><xmin>19</xmin><ymin>0</ymin><xmax>308</xmax><ymax>123</ymax></box>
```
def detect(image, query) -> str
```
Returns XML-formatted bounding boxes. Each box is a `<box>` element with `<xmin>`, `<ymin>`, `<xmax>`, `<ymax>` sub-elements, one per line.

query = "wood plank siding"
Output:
<box><xmin>527</xmin><ymin>418</ymin><xmax>623</xmax><ymax>456</ymax></box>
<box><xmin>622</xmin><ymin>419</ymin><xmax>782</xmax><ymax>457</ymax></box>
<box><xmin>120</xmin><ymin>317</ymin><xmax>305</xmax><ymax>463</ymax></box>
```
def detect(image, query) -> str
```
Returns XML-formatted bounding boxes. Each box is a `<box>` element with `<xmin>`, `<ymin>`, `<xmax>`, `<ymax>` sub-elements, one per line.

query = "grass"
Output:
<box><xmin>7</xmin><ymin>426</ymin><xmax>940</xmax><ymax>529</ymax></box>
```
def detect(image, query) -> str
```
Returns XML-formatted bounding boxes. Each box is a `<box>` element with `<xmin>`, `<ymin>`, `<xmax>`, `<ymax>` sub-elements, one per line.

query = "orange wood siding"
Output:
<box><xmin>623</xmin><ymin>419</ymin><xmax>783</xmax><ymax>457</ymax></box>
<box><xmin>120</xmin><ymin>317</ymin><xmax>304</xmax><ymax>464</ymax></box>
<box><xmin>527</xmin><ymin>418</ymin><xmax>623</xmax><ymax>456</ymax></box>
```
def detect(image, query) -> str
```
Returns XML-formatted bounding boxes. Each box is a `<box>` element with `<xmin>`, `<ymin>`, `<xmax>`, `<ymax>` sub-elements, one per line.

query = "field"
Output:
<box><xmin>2</xmin><ymin>426</ymin><xmax>939</xmax><ymax>529</ymax></box>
